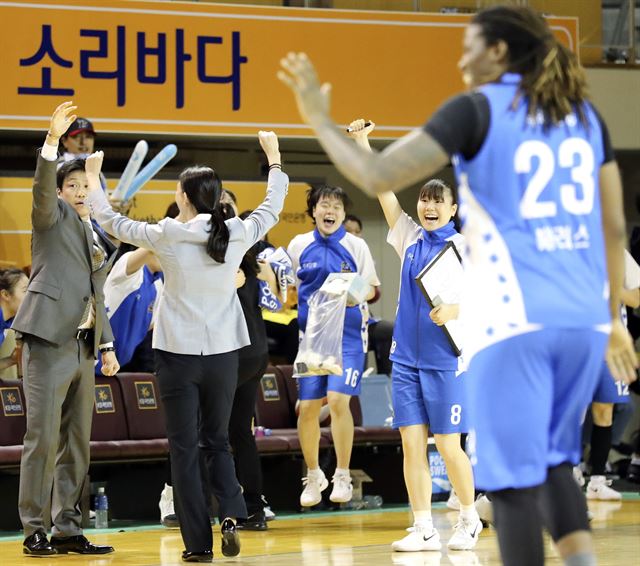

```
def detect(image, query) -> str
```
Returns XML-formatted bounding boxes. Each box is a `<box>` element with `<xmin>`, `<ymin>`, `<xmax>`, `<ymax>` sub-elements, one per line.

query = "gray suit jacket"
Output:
<box><xmin>87</xmin><ymin>169</ymin><xmax>288</xmax><ymax>355</ymax></box>
<box><xmin>12</xmin><ymin>153</ymin><xmax>116</xmax><ymax>355</ymax></box>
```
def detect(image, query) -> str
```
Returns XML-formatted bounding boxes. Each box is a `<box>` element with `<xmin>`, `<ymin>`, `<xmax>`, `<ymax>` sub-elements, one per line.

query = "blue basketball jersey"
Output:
<box><xmin>288</xmin><ymin>225</ymin><xmax>380</xmax><ymax>354</ymax></box>
<box><xmin>453</xmin><ymin>73</ymin><xmax>610</xmax><ymax>361</ymax></box>
<box><xmin>387</xmin><ymin>214</ymin><xmax>463</xmax><ymax>370</ymax></box>
<box><xmin>96</xmin><ymin>252</ymin><xmax>163</xmax><ymax>374</ymax></box>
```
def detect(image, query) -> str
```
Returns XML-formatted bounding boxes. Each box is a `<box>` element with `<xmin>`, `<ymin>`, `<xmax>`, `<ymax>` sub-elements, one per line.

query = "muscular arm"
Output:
<box><xmin>621</xmin><ymin>287</ymin><xmax>640</xmax><ymax>309</ymax></box>
<box><xmin>348</xmin><ymin>120</ymin><xmax>405</xmax><ymax>229</ymax></box>
<box><xmin>314</xmin><ymin>121</ymin><xmax>449</xmax><ymax>196</ymax></box>
<box><xmin>599</xmin><ymin>161</ymin><xmax>638</xmax><ymax>382</ymax></box>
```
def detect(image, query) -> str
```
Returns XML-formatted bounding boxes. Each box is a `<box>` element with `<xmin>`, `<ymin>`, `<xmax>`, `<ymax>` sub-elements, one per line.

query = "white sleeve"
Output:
<box><xmin>87</xmin><ymin>187</ymin><xmax>165</xmax><ymax>250</ymax></box>
<box><xmin>103</xmin><ymin>253</ymin><xmax>145</xmax><ymax>315</ymax></box>
<box><xmin>624</xmin><ymin>250</ymin><xmax>640</xmax><ymax>290</ymax></box>
<box><xmin>41</xmin><ymin>142</ymin><xmax>59</xmax><ymax>161</ymax></box>
<box><xmin>241</xmin><ymin>169</ymin><xmax>288</xmax><ymax>248</ymax></box>
<box><xmin>386</xmin><ymin>212</ymin><xmax>421</xmax><ymax>258</ymax></box>
<box><xmin>356</xmin><ymin>240</ymin><xmax>380</xmax><ymax>287</ymax></box>
<box><xmin>287</xmin><ymin>237</ymin><xmax>303</xmax><ymax>288</ymax></box>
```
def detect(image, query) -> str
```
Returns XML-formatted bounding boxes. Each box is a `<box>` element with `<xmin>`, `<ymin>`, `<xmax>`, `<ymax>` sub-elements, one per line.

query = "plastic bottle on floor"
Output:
<box><xmin>95</xmin><ymin>487</ymin><xmax>109</xmax><ymax>529</ymax></box>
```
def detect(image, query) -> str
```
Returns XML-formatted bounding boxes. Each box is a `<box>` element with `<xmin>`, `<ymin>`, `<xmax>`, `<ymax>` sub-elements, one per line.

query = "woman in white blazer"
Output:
<box><xmin>85</xmin><ymin>132</ymin><xmax>287</xmax><ymax>564</ymax></box>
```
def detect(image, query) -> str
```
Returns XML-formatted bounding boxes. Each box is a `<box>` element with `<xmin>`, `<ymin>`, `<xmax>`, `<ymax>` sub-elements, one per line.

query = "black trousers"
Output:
<box><xmin>229</xmin><ymin>353</ymin><xmax>268</xmax><ymax>515</ymax></box>
<box><xmin>155</xmin><ymin>349</ymin><xmax>247</xmax><ymax>553</ymax></box>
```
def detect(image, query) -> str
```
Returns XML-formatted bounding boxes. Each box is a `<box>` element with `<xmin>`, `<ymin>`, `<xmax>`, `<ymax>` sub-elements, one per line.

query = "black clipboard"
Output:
<box><xmin>414</xmin><ymin>241</ymin><xmax>463</xmax><ymax>356</ymax></box>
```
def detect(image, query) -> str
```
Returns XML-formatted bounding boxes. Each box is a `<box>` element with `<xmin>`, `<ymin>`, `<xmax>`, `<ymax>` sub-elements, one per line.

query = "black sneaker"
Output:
<box><xmin>237</xmin><ymin>510</ymin><xmax>267</xmax><ymax>531</ymax></box>
<box><xmin>628</xmin><ymin>461</ymin><xmax>640</xmax><ymax>484</ymax></box>
<box><xmin>220</xmin><ymin>518</ymin><xmax>240</xmax><ymax>557</ymax></box>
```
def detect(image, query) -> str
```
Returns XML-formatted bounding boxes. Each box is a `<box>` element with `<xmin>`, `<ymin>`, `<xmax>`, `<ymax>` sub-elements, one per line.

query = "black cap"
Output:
<box><xmin>64</xmin><ymin>117</ymin><xmax>95</xmax><ymax>137</ymax></box>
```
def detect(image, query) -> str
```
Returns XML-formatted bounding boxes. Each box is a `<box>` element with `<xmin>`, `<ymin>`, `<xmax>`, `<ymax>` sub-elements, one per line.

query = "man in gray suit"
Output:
<box><xmin>12</xmin><ymin>102</ymin><xmax>120</xmax><ymax>556</ymax></box>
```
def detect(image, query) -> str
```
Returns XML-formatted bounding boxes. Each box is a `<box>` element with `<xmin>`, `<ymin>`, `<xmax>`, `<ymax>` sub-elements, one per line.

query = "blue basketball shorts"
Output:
<box><xmin>391</xmin><ymin>361</ymin><xmax>469</xmax><ymax>434</ymax></box>
<box><xmin>298</xmin><ymin>351</ymin><xmax>366</xmax><ymax>400</ymax></box>
<box><xmin>592</xmin><ymin>363</ymin><xmax>631</xmax><ymax>403</ymax></box>
<box><xmin>467</xmin><ymin>328</ymin><xmax>608</xmax><ymax>492</ymax></box>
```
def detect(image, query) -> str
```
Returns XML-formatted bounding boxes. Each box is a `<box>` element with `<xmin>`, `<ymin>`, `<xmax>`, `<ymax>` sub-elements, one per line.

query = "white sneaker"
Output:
<box><xmin>446</xmin><ymin>490</ymin><xmax>460</xmax><ymax>511</ymax></box>
<box><xmin>392</xmin><ymin>525</ymin><xmax>442</xmax><ymax>552</ymax></box>
<box><xmin>474</xmin><ymin>494</ymin><xmax>493</xmax><ymax>525</ymax></box>
<box><xmin>261</xmin><ymin>495</ymin><xmax>276</xmax><ymax>521</ymax></box>
<box><xmin>159</xmin><ymin>483</ymin><xmax>179</xmax><ymax>528</ymax></box>
<box><xmin>300</xmin><ymin>468</ymin><xmax>328</xmax><ymax>507</ymax></box>
<box><xmin>573</xmin><ymin>466</ymin><xmax>586</xmax><ymax>487</ymax></box>
<box><xmin>447</xmin><ymin>516</ymin><xmax>483</xmax><ymax>550</ymax></box>
<box><xmin>329</xmin><ymin>471</ymin><xmax>353</xmax><ymax>503</ymax></box>
<box><xmin>586</xmin><ymin>475</ymin><xmax>622</xmax><ymax>501</ymax></box>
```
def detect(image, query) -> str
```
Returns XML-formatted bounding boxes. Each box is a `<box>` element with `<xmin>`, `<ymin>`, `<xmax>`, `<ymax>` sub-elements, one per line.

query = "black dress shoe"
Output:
<box><xmin>23</xmin><ymin>532</ymin><xmax>57</xmax><ymax>556</ymax></box>
<box><xmin>50</xmin><ymin>534</ymin><xmax>114</xmax><ymax>554</ymax></box>
<box><xmin>220</xmin><ymin>518</ymin><xmax>240</xmax><ymax>557</ymax></box>
<box><xmin>182</xmin><ymin>550</ymin><xmax>213</xmax><ymax>563</ymax></box>
<box><xmin>236</xmin><ymin>510</ymin><xmax>267</xmax><ymax>531</ymax></box>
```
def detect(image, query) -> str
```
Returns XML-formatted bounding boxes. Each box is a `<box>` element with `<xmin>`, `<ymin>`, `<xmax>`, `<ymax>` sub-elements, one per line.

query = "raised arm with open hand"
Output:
<box><xmin>47</xmin><ymin>101</ymin><xmax>77</xmax><ymax>144</ymax></box>
<box><xmin>278</xmin><ymin>53</ymin><xmax>448</xmax><ymax>197</ymax></box>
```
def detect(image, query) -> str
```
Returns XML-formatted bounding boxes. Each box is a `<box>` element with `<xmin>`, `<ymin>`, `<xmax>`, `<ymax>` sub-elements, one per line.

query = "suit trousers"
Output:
<box><xmin>155</xmin><ymin>349</ymin><xmax>247</xmax><ymax>553</ymax></box>
<box><xmin>229</xmin><ymin>353</ymin><xmax>268</xmax><ymax>515</ymax></box>
<box><xmin>18</xmin><ymin>334</ymin><xmax>95</xmax><ymax>537</ymax></box>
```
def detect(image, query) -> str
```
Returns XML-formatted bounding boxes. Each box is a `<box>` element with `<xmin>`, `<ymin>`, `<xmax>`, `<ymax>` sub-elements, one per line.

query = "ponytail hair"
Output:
<box><xmin>472</xmin><ymin>6</ymin><xmax>589</xmax><ymax>127</ymax></box>
<box><xmin>178</xmin><ymin>166</ymin><xmax>229</xmax><ymax>263</ymax></box>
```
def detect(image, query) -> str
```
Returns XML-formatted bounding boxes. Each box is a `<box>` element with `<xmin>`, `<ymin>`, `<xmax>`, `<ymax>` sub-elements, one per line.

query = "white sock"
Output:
<box><xmin>460</xmin><ymin>503</ymin><xmax>479</xmax><ymax>522</ymax></box>
<box><xmin>413</xmin><ymin>510</ymin><xmax>432</xmax><ymax>529</ymax></box>
<box><xmin>334</xmin><ymin>467</ymin><xmax>350</xmax><ymax>477</ymax></box>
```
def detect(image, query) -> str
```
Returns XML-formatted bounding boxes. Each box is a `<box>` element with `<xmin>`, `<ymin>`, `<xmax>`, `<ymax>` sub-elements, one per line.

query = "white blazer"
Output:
<box><xmin>87</xmin><ymin>169</ymin><xmax>288</xmax><ymax>355</ymax></box>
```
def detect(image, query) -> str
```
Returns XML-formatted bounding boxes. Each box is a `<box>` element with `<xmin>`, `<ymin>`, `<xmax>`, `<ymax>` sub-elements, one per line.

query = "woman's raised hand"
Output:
<box><xmin>258</xmin><ymin>131</ymin><xmax>281</xmax><ymax>166</ymax></box>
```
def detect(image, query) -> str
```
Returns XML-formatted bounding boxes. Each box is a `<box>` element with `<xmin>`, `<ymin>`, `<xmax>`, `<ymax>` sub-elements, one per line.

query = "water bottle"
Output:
<box><xmin>363</xmin><ymin>495</ymin><xmax>383</xmax><ymax>509</ymax></box>
<box><xmin>95</xmin><ymin>487</ymin><xmax>109</xmax><ymax>529</ymax></box>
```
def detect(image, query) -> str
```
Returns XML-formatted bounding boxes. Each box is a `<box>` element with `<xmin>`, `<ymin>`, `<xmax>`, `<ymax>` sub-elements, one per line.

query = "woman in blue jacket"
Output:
<box><xmin>349</xmin><ymin>120</ymin><xmax>480</xmax><ymax>553</ymax></box>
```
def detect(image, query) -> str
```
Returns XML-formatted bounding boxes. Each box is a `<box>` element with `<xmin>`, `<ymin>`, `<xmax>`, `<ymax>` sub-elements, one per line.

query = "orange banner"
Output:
<box><xmin>0</xmin><ymin>0</ymin><xmax>577</xmax><ymax>139</ymax></box>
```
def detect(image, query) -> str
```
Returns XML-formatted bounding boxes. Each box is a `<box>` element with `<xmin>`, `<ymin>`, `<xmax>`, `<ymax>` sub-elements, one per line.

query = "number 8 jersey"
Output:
<box><xmin>425</xmin><ymin>73</ymin><xmax>612</xmax><ymax>362</ymax></box>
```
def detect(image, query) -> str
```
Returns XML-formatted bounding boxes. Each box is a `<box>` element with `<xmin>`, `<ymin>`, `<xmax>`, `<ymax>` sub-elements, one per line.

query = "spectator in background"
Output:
<box><xmin>58</xmin><ymin>118</ymin><xmax>107</xmax><ymax>192</ymax></box>
<box><xmin>0</xmin><ymin>268</ymin><xmax>28</xmax><ymax>375</ymax></box>
<box><xmin>222</xmin><ymin>191</ymin><xmax>279</xmax><ymax>530</ymax></box>
<box><xmin>343</xmin><ymin>214</ymin><xmax>362</xmax><ymax>238</ymax></box>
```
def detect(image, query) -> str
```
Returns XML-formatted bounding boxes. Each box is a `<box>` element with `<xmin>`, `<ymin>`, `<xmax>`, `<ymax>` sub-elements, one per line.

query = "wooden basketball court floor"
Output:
<box><xmin>1</xmin><ymin>499</ymin><xmax>638</xmax><ymax>565</ymax></box>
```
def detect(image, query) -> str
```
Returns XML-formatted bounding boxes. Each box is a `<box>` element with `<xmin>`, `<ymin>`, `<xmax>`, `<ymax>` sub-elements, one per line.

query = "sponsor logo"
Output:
<box><xmin>1</xmin><ymin>387</ymin><xmax>24</xmax><ymax>417</ymax></box>
<box><xmin>135</xmin><ymin>381</ymin><xmax>157</xmax><ymax>410</ymax></box>
<box><xmin>94</xmin><ymin>384</ymin><xmax>115</xmax><ymax>414</ymax></box>
<box><xmin>260</xmin><ymin>374</ymin><xmax>280</xmax><ymax>402</ymax></box>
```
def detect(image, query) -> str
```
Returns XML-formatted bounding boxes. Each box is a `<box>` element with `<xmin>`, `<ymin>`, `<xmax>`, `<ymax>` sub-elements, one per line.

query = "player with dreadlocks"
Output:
<box><xmin>278</xmin><ymin>5</ymin><xmax>637</xmax><ymax>566</ymax></box>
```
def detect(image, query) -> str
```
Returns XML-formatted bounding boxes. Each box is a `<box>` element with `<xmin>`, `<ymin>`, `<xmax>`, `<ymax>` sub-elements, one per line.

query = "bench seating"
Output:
<box><xmin>0</xmin><ymin>364</ymin><xmax>399</xmax><ymax>468</ymax></box>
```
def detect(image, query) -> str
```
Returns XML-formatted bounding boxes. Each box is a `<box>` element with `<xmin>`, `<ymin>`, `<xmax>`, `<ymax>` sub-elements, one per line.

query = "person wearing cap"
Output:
<box><xmin>59</xmin><ymin>117</ymin><xmax>108</xmax><ymax>191</ymax></box>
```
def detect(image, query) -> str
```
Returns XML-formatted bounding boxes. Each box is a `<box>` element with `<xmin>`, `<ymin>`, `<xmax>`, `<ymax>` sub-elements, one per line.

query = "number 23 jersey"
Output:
<box><xmin>426</xmin><ymin>73</ymin><xmax>611</xmax><ymax>359</ymax></box>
